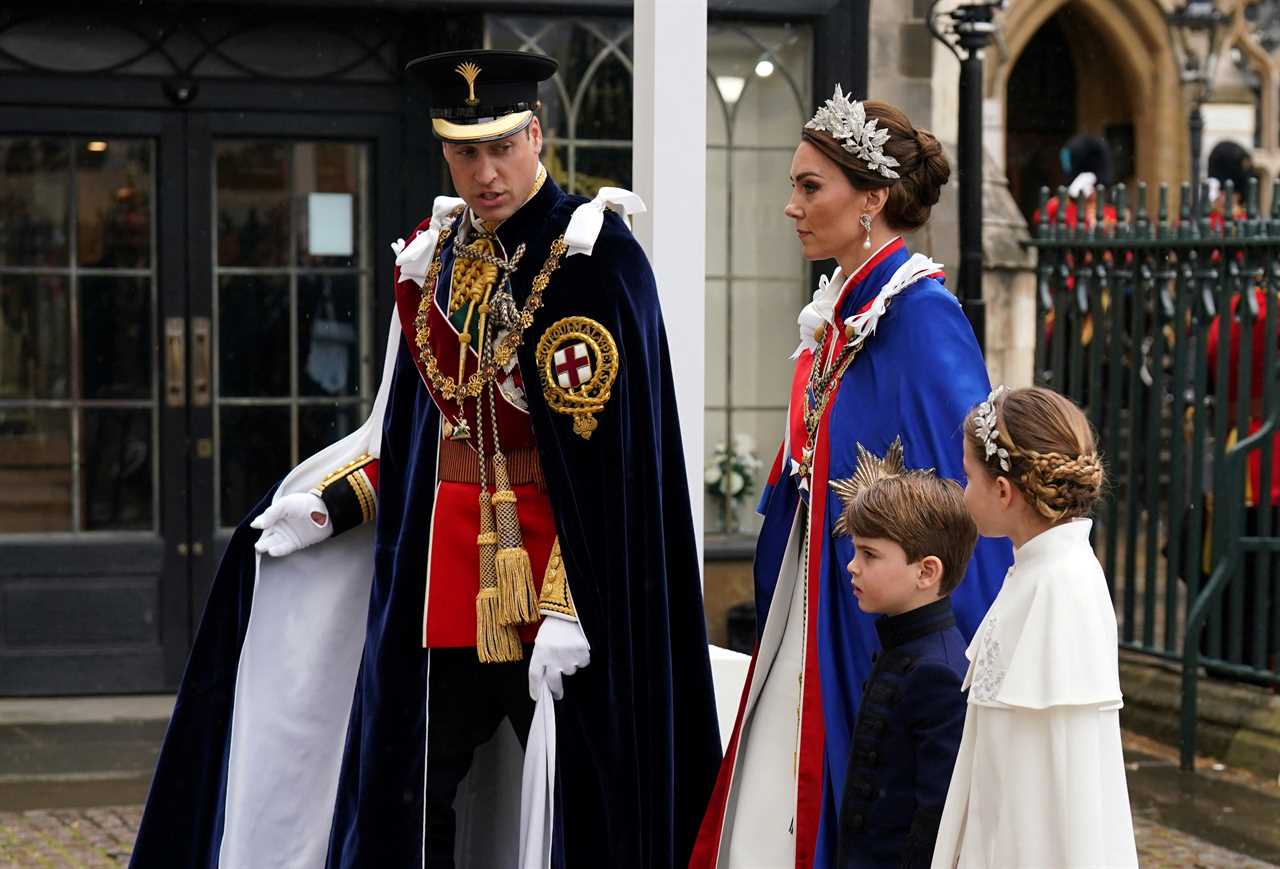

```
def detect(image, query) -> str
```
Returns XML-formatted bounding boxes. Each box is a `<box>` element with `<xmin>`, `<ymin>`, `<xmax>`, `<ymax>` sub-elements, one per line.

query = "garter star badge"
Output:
<box><xmin>536</xmin><ymin>317</ymin><xmax>619</xmax><ymax>439</ymax></box>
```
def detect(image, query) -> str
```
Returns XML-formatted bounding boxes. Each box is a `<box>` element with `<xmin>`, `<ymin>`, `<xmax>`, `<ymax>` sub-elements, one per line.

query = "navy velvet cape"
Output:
<box><xmin>130</xmin><ymin>178</ymin><xmax>721</xmax><ymax>868</ymax></box>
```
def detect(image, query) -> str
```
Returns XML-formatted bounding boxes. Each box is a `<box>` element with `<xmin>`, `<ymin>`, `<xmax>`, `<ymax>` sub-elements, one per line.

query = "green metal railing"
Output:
<box><xmin>1027</xmin><ymin>180</ymin><xmax>1280</xmax><ymax>771</ymax></box>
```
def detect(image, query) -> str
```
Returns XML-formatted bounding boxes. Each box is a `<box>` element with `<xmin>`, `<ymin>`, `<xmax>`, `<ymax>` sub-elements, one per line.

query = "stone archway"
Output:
<box><xmin>991</xmin><ymin>0</ymin><xmax>1185</xmax><ymax>202</ymax></box>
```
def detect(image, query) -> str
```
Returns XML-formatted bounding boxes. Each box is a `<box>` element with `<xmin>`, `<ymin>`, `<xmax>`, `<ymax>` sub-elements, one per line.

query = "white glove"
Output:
<box><xmin>528</xmin><ymin>616</ymin><xmax>591</xmax><ymax>700</ymax></box>
<box><xmin>250</xmin><ymin>492</ymin><xmax>333</xmax><ymax>557</ymax></box>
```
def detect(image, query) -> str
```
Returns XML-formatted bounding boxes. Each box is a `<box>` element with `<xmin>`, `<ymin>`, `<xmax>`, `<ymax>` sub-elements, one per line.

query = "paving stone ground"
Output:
<box><xmin>0</xmin><ymin>802</ymin><xmax>1274</xmax><ymax>867</ymax></box>
<box><xmin>0</xmin><ymin>805</ymin><xmax>139</xmax><ymax>868</ymax></box>
<box><xmin>0</xmin><ymin>729</ymin><xmax>1276</xmax><ymax>867</ymax></box>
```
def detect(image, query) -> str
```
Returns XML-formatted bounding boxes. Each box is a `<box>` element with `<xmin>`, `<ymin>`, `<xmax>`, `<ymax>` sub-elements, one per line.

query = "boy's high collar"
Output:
<box><xmin>874</xmin><ymin>596</ymin><xmax>956</xmax><ymax>651</ymax></box>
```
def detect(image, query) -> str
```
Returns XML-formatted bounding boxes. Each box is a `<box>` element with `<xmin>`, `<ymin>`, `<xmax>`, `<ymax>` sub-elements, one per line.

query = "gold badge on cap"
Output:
<box><xmin>536</xmin><ymin>317</ymin><xmax>619</xmax><ymax>440</ymax></box>
<box><xmin>455</xmin><ymin>61</ymin><xmax>481</xmax><ymax>106</ymax></box>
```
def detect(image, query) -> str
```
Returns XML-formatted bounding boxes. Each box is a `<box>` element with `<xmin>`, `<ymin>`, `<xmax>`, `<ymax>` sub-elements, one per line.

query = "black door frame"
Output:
<box><xmin>0</xmin><ymin>106</ymin><xmax>191</xmax><ymax>693</ymax></box>
<box><xmin>0</xmin><ymin>98</ymin><xmax>404</xmax><ymax>695</ymax></box>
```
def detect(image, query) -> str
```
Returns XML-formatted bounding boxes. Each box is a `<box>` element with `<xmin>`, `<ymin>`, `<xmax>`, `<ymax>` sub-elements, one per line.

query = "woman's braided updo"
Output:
<box><xmin>964</xmin><ymin>387</ymin><xmax>1105</xmax><ymax>521</ymax></box>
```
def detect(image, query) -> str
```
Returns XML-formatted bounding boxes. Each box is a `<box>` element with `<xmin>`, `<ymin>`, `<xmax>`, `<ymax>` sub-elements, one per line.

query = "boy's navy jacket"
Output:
<box><xmin>837</xmin><ymin>596</ymin><xmax>968</xmax><ymax>869</ymax></box>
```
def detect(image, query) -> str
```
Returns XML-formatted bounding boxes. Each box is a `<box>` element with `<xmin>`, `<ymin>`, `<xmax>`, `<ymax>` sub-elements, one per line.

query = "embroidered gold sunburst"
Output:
<box><xmin>455</xmin><ymin>61</ymin><xmax>481</xmax><ymax>106</ymax></box>
<box><xmin>831</xmin><ymin>437</ymin><xmax>907</xmax><ymax>536</ymax></box>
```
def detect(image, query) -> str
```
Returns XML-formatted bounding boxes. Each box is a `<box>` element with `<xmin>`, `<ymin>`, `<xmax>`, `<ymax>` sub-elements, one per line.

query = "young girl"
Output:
<box><xmin>931</xmin><ymin>386</ymin><xmax>1138</xmax><ymax>868</ymax></box>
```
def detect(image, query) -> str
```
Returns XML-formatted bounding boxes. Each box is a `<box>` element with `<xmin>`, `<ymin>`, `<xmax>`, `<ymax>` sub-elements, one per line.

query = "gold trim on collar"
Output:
<box><xmin>476</xmin><ymin>164</ymin><xmax>548</xmax><ymax>234</ymax></box>
<box><xmin>525</xmin><ymin>163</ymin><xmax>547</xmax><ymax>203</ymax></box>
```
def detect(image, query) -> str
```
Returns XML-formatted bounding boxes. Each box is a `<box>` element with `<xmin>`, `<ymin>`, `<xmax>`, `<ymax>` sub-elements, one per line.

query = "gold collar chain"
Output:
<box><xmin>796</xmin><ymin>293</ymin><xmax>901</xmax><ymax>472</ymax></box>
<box><xmin>413</xmin><ymin>212</ymin><xmax>569</xmax><ymax>403</ymax></box>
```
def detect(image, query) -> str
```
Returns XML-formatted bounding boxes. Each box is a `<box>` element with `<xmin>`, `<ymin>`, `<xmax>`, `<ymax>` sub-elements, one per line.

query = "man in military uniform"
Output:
<box><xmin>132</xmin><ymin>49</ymin><xmax>721</xmax><ymax>869</ymax></box>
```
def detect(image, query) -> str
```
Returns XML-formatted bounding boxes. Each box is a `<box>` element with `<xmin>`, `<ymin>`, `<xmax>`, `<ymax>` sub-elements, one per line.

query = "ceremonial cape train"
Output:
<box><xmin>131</xmin><ymin>177</ymin><xmax>722</xmax><ymax>868</ymax></box>
<box><xmin>692</xmin><ymin>239</ymin><xmax>1013</xmax><ymax>868</ymax></box>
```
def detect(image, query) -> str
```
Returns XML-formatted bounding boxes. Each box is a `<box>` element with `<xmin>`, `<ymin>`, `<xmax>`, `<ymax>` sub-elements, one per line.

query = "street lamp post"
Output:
<box><xmin>928</xmin><ymin>0</ymin><xmax>1005</xmax><ymax>353</ymax></box>
<box><xmin>1167</xmin><ymin>1</ymin><xmax>1227</xmax><ymax>213</ymax></box>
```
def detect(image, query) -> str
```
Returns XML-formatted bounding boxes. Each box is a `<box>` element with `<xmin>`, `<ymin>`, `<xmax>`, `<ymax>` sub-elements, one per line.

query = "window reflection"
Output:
<box><xmin>216</xmin><ymin>142</ymin><xmax>290</xmax><ymax>268</ymax></box>
<box><xmin>0</xmin><ymin>274</ymin><xmax>69</xmax><ymax>401</ymax></box>
<box><xmin>83</xmin><ymin>408</ymin><xmax>152</xmax><ymax>530</ymax></box>
<box><xmin>213</xmin><ymin>140</ymin><xmax>371</xmax><ymax>526</ymax></box>
<box><xmin>0</xmin><ymin>408</ymin><xmax>72</xmax><ymax>532</ymax></box>
<box><xmin>0</xmin><ymin>138</ymin><xmax>69</xmax><ymax>268</ymax></box>
<box><xmin>77</xmin><ymin>138</ymin><xmax>152</xmax><ymax>269</ymax></box>
<box><xmin>0</xmin><ymin>135</ymin><xmax>156</xmax><ymax>534</ymax></box>
<box><xmin>706</xmin><ymin>24</ymin><xmax>812</xmax><ymax>533</ymax></box>
<box><xmin>80</xmin><ymin>276</ymin><xmax>152</xmax><ymax>401</ymax></box>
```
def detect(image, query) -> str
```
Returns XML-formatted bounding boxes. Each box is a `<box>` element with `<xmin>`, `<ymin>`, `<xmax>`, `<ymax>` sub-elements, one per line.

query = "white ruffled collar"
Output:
<box><xmin>791</xmin><ymin>240</ymin><xmax>943</xmax><ymax>359</ymax></box>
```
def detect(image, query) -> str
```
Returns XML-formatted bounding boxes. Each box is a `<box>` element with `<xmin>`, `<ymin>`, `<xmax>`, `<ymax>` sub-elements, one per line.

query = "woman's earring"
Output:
<box><xmin>860</xmin><ymin>214</ymin><xmax>873</xmax><ymax>250</ymax></box>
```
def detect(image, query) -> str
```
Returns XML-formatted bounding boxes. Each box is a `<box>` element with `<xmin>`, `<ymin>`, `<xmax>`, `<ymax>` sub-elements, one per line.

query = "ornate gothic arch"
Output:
<box><xmin>989</xmin><ymin>0</ymin><xmax>1185</xmax><ymax>191</ymax></box>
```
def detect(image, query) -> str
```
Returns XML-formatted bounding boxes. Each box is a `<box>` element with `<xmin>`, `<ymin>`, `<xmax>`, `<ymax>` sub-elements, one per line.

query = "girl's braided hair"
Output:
<box><xmin>964</xmin><ymin>386</ymin><xmax>1105</xmax><ymax>521</ymax></box>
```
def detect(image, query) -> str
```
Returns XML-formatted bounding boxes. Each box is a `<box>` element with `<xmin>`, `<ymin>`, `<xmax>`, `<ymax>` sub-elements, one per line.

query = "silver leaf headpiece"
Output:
<box><xmin>805</xmin><ymin>85</ymin><xmax>901</xmax><ymax>180</ymax></box>
<box><xmin>973</xmin><ymin>385</ymin><xmax>1011</xmax><ymax>472</ymax></box>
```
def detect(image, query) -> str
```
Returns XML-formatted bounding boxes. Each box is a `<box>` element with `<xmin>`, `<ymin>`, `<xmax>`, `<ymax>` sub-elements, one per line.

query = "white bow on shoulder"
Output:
<box><xmin>391</xmin><ymin>195</ymin><xmax>465</xmax><ymax>287</ymax></box>
<box><xmin>564</xmin><ymin>187</ymin><xmax>646</xmax><ymax>257</ymax></box>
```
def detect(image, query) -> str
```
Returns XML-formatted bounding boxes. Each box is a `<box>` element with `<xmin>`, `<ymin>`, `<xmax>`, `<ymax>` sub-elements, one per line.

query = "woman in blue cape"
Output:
<box><xmin>692</xmin><ymin>92</ymin><xmax>1012</xmax><ymax>868</ymax></box>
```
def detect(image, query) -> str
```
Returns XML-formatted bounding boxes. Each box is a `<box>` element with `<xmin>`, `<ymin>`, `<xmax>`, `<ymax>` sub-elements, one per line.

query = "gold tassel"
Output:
<box><xmin>491</xmin><ymin>452</ymin><xmax>540</xmax><ymax>626</ymax></box>
<box><xmin>476</xmin><ymin>490</ymin><xmax>522</xmax><ymax>662</ymax></box>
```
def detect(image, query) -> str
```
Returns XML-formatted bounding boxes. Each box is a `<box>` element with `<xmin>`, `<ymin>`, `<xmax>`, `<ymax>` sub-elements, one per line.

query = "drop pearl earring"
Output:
<box><xmin>860</xmin><ymin>214</ymin><xmax>873</xmax><ymax>250</ymax></box>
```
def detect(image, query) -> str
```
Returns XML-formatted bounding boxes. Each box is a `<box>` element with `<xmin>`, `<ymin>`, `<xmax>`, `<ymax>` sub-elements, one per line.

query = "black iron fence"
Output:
<box><xmin>1027</xmin><ymin>180</ymin><xmax>1280</xmax><ymax>771</ymax></box>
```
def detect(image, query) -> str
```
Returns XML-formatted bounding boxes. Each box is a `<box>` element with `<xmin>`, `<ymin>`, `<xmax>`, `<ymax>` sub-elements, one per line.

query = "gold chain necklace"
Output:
<box><xmin>794</xmin><ymin>294</ymin><xmax>899</xmax><ymax>477</ymax></box>
<box><xmin>413</xmin><ymin>218</ymin><xmax>569</xmax><ymax>403</ymax></box>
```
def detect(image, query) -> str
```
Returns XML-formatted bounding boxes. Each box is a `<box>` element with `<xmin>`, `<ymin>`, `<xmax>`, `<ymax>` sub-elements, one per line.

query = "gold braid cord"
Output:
<box><xmin>449</xmin><ymin>236</ymin><xmax>499</xmax><ymax>314</ymax></box>
<box><xmin>413</xmin><ymin>218</ymin><xmax>570</xmax><ymax>403</ymax></box>
<box><xmin>491</xmin><ymin>454</ymin><xmax>539</xmax><ymax>626</ymax></box>
<box><xmin>476</xmin><ymin>490</ymin><xmax>523</xmax><ymax>663</ymax></box>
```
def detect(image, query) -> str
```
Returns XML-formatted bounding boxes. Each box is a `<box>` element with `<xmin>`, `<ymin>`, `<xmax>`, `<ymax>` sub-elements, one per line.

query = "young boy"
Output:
<box><xmin>835</xmin><ymin>442</ymin><xmax>977</xmax><ymax>869</ymax></box>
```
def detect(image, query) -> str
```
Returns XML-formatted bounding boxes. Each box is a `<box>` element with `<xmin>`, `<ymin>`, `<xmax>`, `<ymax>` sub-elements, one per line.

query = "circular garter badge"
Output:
<box><xmin>535</xmin><ymin>316</ymin><xmax>619</xmax><ymax>439</ymax></box>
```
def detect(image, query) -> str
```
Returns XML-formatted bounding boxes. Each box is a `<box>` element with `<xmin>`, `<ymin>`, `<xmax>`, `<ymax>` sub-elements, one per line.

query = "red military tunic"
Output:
<box><xmin>398</xmin><ymin>210</ymin><xmax>557</xmax><ymax>647</ymax></box>
<box><xmin>319</xmin><ymin>207</ymin><xmax>561</xmax><ymax>649</ymax></box>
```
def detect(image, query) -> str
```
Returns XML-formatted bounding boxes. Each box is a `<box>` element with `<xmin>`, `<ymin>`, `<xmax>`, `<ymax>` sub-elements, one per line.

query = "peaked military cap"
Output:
<box><xmin>406</xmin><ymin>49</ymin><xmax>558</xmax><ymax>143</ymax></box>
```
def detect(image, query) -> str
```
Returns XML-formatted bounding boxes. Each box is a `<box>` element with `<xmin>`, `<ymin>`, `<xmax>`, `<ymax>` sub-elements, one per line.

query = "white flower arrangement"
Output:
<box><xmin>705</xmin><ymin>434</ymin><xmax>763</xmax><ymax>525</ymax></box>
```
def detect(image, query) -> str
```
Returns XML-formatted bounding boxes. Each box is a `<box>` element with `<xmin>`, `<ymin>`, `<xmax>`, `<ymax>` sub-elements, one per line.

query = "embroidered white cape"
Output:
<box><xmin>931</xmin><ymin>519</ymin><xmax>1138</xmax><ymax>868</ymax></box>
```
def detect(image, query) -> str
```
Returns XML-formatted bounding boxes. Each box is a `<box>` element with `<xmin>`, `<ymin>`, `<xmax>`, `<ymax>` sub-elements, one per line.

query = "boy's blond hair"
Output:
<box><xmin>843</xmin><ymin>472</ymin><xmax>978</xmax><ymax>596</ymax></box>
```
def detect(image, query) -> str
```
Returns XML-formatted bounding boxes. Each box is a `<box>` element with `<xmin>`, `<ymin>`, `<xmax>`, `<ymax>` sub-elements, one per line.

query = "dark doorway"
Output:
<box><xmin>1006</xmin><ymin>14</ymin><xmax>1078</xmax><ymax>222</ymax></box>
<box><xmin>0</xmin><ymin>105</ymin><xmax>401</xmax><ymax>696</ymax></box>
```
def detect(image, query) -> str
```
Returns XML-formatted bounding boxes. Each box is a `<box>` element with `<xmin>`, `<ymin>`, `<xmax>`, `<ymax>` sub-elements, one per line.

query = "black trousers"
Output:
<box><xmin>424</xmin><ymin>647</ymin><xmax>535</xmax><ymax>869</ymax></box>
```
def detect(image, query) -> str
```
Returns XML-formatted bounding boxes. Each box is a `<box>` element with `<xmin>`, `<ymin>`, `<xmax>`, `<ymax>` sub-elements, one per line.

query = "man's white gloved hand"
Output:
<box><xmin>250</xmin><ymin>492</ymin><xmax>333</xmax><ymax>557</ymax></box>
<box><xmin>528</xmin><ymin>616</ymin><xmax>591</xmax><ymax>701</ymax></box>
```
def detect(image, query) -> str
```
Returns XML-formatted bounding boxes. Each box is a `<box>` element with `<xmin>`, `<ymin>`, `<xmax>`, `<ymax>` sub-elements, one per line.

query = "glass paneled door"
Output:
<box><xmin>0</xmin><ymin>108</ymin><xmax>396</xmax><ymax>695</ymax></box>
<box><xmin>212</xmin><ymin>140</ymin><xmax>373</xmax><ymax>529</ymax></box>
<box><xmin>0</xmin><ymin>110</ymin><xmax>189</xmax><ymax>694</ymax></box>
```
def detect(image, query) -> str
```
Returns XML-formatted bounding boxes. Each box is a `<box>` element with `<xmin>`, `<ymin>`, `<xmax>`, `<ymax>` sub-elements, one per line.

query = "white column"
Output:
<box><xmin>633</xmin><ymin>0</ymin><xmax>708</xmax><ymax>562</ymax></box>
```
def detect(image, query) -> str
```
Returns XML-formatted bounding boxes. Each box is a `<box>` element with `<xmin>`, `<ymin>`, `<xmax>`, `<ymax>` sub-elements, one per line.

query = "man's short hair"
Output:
<box><xmin>843</xmin><ymin>471</ymin><xmax>978</xmax><ymax>595</ymax></box>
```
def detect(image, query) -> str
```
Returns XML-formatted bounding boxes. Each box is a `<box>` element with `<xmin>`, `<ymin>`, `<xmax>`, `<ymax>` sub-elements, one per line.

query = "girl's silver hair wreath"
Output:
<box><xmin>805</xmin><ymin>85</ymin><xmax>901</xmax><ymax>180</ymax></box>
<box><xmin>973</xmin><ymin>385</ymin><xmax>1011</xmax><ymax>472</ymax></box>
